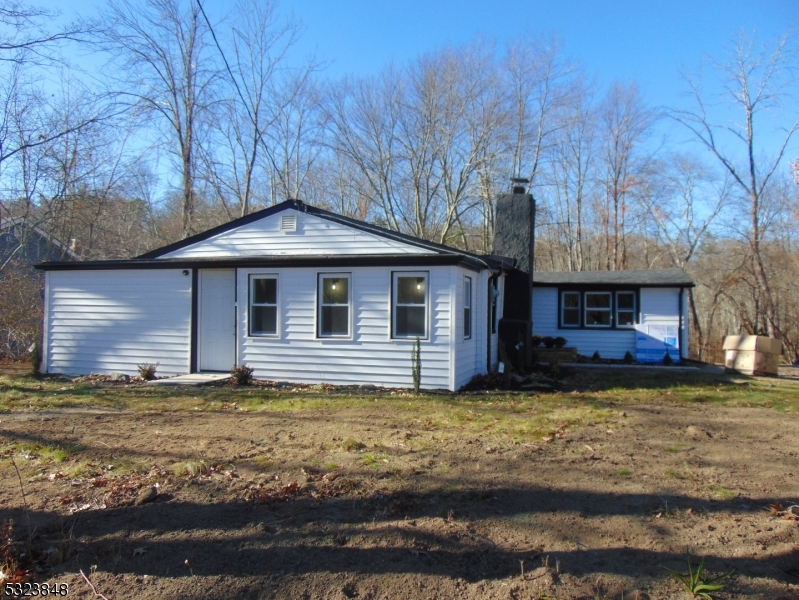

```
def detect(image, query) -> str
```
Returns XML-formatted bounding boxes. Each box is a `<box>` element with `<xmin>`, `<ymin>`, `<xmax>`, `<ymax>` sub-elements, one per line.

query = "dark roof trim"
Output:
<box><xmin>137</xmin><ymin>199</ymin><xmax>492</xmax><ymax>269</ymax></box>
<box><xmin>36</xmin><ymin>253</ymin><xmax>486</xmax><ymax>272</ymax></box>
<box><xmin>546</xmin><ymin>282</ymin><xmax>693</xmax><ymax>290</ymax></box>
<box><xmin>532</xmin><ymin>268</ymin><xmax>694</xmax><ymax>288</ymax></box>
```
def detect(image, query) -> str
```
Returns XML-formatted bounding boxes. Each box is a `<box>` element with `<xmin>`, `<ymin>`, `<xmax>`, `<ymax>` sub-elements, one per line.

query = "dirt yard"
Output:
<box><xmin>1</xmin><ymin>365</ymin><xmax>798</xmax><ymax>599</ymax></box>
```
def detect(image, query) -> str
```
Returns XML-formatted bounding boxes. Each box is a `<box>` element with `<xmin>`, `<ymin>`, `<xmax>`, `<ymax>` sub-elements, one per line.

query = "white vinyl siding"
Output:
<box><xmin>641</xmin><ymin>288</ymin><xmax>680</xmax><ymax>325</ymax></box>
<box><xmin>453</xmin><ymin>268</ymin><xmax>488</xmax><ymax>390</ymax></box>
<box><xmin>238</xmin><ymin>265</ymin><xmax>455</xmax><ymax>390</ymax></box>
<box><xmin>161</xmin><ymin>209</ymin><xmax>432</xmax><ymax>258</ymax></box>
<box><xmin>45</xmin><ymin>269</ymin><xmax>191</xmax><ymax>376</ymax></box>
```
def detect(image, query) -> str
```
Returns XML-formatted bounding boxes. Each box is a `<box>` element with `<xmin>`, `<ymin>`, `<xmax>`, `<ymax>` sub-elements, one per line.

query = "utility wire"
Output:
<box><xmin>195</xmin><ymin>0</ymin><xmax>255</xmax><ymax>127</ymax></box>
<box><xmin>195</xmin><ymin>0</ymin><xmax>272</xmax><ymax>211</ymax></box>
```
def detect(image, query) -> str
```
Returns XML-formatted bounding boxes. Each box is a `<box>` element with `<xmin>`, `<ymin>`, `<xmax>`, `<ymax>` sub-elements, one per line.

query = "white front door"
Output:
<box><xmin>198</xmin><ymin>269</ymin><xmax>236</xmax><ymax>372</ymax></box>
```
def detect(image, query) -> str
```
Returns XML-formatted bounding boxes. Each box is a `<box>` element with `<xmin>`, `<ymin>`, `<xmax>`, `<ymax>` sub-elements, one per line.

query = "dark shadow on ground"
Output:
<box><xmin>2</xmin><ymin>484</ymin><xmax>796</xmax><ymax>585</ymax></box>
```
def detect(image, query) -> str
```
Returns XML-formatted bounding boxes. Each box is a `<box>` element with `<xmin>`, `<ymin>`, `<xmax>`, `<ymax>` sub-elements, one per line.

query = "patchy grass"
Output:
<box><xmin>1</xmin><ymin>367</ymin><xmax>798</xmax><ymax>452</ymax></box>
<box><xmin>171</xmin><ymin>460</ymin><xmax>210</xmax><ymax>477</ymax></box>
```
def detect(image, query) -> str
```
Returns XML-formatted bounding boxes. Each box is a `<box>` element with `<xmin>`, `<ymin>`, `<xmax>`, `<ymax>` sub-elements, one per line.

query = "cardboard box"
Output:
<box><xmin>722</xmin><ymin>335</ymin><xmax>782</xmax><ymax>376</ymax></box>
<box><xmin>722</xmin><ymin>335</ymin><xmax>782</xmax><ymax>354</ymax></box>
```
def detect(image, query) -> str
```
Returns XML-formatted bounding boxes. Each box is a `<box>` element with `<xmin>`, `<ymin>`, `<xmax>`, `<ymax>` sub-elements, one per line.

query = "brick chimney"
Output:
<box><xmin>492</xmin><ymin>178</ymin><xmax>535</xmax><ymax>369</ymax></box>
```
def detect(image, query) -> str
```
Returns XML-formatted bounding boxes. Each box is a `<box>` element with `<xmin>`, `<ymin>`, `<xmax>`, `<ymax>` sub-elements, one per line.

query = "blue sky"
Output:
<box><xmin>277</xmin><ymin>0</ymin><xmax>796</xmax><ymax>107</ymax></box>
<box><xmin>48</xmin><ymin>0</ymin><xmax>796</xmax><ymax>100</ymax></box>
<box><xmin>38</xmin><ymin>0</ymin><xmax>799</xmax><ymax>167</ymax></box>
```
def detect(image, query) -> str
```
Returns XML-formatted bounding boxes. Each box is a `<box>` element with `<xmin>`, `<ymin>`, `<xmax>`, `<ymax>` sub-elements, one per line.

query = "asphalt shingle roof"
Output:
<box><xmin>532</xmin><ymin>268</ymin><xmax>694</xmax><ymax>287</ymax></box>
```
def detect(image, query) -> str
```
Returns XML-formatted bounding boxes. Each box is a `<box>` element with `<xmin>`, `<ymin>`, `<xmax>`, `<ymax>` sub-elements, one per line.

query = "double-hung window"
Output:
<box><xmin>393</xmin><ymin>272</ymin><xmax>428</xmax><ymax>339</ymax></box>
<box><xmin>250</xmin><ymin>275</ymin><xmax>278</xmax><ymax>336</ymax></box>
<box><xmin>616</xmin><ymin>291</ymin><xmax>636</xmax><ymax>327</ymax></box>
<box><xmin>463</xmin><ymin>276</ymin><xmax>472</xmax><ymax>339</ymax></box>
<box><xmin>561</xmin><ymin>291</ymin><xmax>580</xmax><ymax>327</ymax></box>
<box><xmin>318</xmin><ymin>273</ymin><xmax>351</xmax><ymax>337</ymax></box>
<box><xmin>584</xmin><ymin>292</ymin><xmax>612</xmax><ymax>327</ymax></box>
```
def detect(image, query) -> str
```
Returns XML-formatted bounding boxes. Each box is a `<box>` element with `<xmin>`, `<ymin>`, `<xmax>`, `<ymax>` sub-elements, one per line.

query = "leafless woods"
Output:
<box><xmin>0</xmin><ymin>0</ymin><xmax>797</xmax><ymax>362</ymax></box>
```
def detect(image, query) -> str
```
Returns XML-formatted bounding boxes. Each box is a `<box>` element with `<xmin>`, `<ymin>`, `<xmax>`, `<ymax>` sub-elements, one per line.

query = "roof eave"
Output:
<box><xmin>36</xmin><ymin>253</ymin><xmax>492</xmax><ymax>272</ymax></box>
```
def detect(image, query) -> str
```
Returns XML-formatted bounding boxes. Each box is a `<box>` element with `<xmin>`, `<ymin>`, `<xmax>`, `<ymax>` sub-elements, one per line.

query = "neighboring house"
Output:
<box><xmin>0</xmin><ymin>217</ymin><xmax>79</xmax><ymax>270</ymax></box>
<box><xmin>531</xmin><ymin>269</ymin><xmax>694</xmax><ymax>362</ymax></box>
<box><xmin>0</xmin><ymin>217</ymin><xmax>79</xmax><ymax>359</ymax></box>
<box><xmin>37</xmin><ymin>200</ymin><xmax>510</xmax><ymax>390</ymax></box>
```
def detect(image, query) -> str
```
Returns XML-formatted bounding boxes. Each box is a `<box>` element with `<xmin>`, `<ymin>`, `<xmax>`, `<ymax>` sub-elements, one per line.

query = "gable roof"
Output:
<box><xmin>533</xmin><ymin>268</ymin><xmax>694</xmax><ymax>287</ymax></box>
<box><xmin>38</xmin><ymin>200</ymin><xmax>505</xmax><ymax>271</ymax></box>
<box><xmin>139</xmin><ymin>200</ymin><xmax>484</xmax><ymax>260</ymax></box>
<box><xmin>1</xmin><ymin>216</ymin><xmax>81</xmax><ymax>263</ymax></box>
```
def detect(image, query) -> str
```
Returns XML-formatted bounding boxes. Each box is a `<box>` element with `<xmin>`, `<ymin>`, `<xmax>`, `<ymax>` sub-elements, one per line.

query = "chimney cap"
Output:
<box><xmin>510</xmin><ymin>176</ymin><xmax>530</xmax><ymax>194</ymax></box>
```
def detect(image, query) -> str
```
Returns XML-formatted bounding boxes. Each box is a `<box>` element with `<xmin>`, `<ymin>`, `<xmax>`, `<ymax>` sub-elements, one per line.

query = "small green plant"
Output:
<box><xmin>623</xmin><ymin>350</ymin><xmax>635</xmax><ymax>364</ymax></box>
<box><xmin>553</xmin><ymin>336</ymin><xmax>567</xmax><ymax>349</ymax></box>
<box><xmin>663</xmin><ymin>552</ymin><xmax>734</xmax><ymax>599</ymax></box>
<box><xmin>530</xmin><ymin>335</ymin><xmax>543</xmax><ymax>347</ymax></box>
<box><xmin>592</xmin><ymin>351</ymin><xmax>601</xmax><ymax>361</ymax></box>
<box><xmin>663</xmin><ymin>352</ymin><xmax>674</xmax><ymax>366</ymax></box>
<box><xmin>411</xmin><ymin>337</ymin><xmax>421</xmax><ymax>394</ymax></box>
<box><xmin>231</xmin><ymin>364</ymin><xmax>254</xmax><ymax>385</ymax></box>
<box><xmin>137</xmin><ymin>362</ymin><xmax>159</xmax><ymax>380</ymax></box>
<box><xmin>617</xmin><ymin>468</ymin><xmax>632</xmax><ymax>477</ymax></box>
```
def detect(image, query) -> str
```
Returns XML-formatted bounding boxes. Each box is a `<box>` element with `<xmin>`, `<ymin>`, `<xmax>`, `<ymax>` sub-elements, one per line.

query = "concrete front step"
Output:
<box><xmin>147</xmin><ymin>373</ymin><xmax>230</xmax><ymax>386</ymax></box>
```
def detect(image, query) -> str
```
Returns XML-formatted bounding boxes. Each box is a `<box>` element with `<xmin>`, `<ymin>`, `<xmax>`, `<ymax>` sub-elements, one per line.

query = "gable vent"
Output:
<box><xmin>280</xmin><ymin>214</ymin><xmax>297</xmax><ymax>232</ymax></box>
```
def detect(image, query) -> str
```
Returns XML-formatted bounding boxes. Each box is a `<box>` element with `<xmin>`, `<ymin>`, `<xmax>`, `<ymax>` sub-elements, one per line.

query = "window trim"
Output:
<box><xmin>615</xmin><ymin>291</ymin><xmax>637</xmax><ymax>328</ymax></box>
<box><xmin>584</xmin><ymin>291</ymin><xmax>613</xmax><ymax>328</ymax></box>
<box><xmin>248</xmin><ymin>274</ymin><xmax>279</xmax><ymax>338</ymax></box>
<box><xmin>463</xmin><ymin>276</ymin><xmax>472</xmax><ymax>340</ymax></box>
<box><xmin>560</xmin><ymin>291</ymin><xmax>581</xmax><ymax>328</ymax></box>
<box><xmin>317</xmin><ymin>272</ymin><xmax>352</xmax><ymax>339</ymax></box>
<box><xmin>391</xmin><ymin>271</ymin><xmax>430</xmax><ymax>340</ymax></box>
<box><xmin>556</xmin><ymin>287</ymin><xmax>640</xmax><ymax>330</ymax></box>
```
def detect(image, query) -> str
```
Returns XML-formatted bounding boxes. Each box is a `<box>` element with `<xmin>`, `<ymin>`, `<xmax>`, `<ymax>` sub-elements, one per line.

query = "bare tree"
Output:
<box><xmin>0</xmin><ymin>1</ymin><xmax>91</xmax><ymax>65</ymax></box>
<box><xmin>545</xmin><ymin>76</ymin><xmax>597</xmax><ymax>271</ymax></box>
<box><xmin>200</xmin><ymin>0</ymin><xmax>321</xmax><ymax>216</ymax></box>
<box><xmin>97</xmin><ymin>0</ymin><xmax>219</xmax><ymax>239</ymax></box>
<box><xmin>325</xmin><ymin>69</ymin><xmax>405</xmax><ymax>232</ymax></box>
<box><xmin>597</xmin><ymin>81</ymin><xmax>657</xmax><ymax>270</ymax></box>
<box><xmin>673</xmin><ymin>32</ymin><xmax>799</xmax><ymax>337</ymax></box>
<box><xmin>505</xmin><ymin>35</ymin><xmax>574</xmax><ymax>189</ymax></box>
<box><xmin>641</xmin><ymin>154</ymin><xmax>730</xmax><ymax>357</ymax></box>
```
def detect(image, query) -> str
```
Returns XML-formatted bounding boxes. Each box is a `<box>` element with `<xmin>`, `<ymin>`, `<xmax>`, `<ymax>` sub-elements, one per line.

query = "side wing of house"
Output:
<box><xmin>532</xmin><ymin>285</ymin><xmax>687</xmax><ymax>360</ymax></box>
<box><xmin>44</xmin><ymin>269</ymin><xmax>191</xmax><ymax>376</ymax></box>
<box><xmin>532</xmin><ymin>287</ymin><xmax>636</xmax><ymax>359</ymax></box>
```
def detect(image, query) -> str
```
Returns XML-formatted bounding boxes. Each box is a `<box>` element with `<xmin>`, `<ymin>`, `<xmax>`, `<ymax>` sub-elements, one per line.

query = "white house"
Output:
<box><xmin>531</xmin><ymin>269</ymin><xmax>694</xmax><ymax>362</ymax></box>
<box><xmin>37</xmin><ymin>200</ymin><xmax>508</xmax><ymax>391</ymax></box>
<box><xmin>37</xmin><ymin>191</ymin><xmax>694</xmax><ymax>389</ymax></box>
